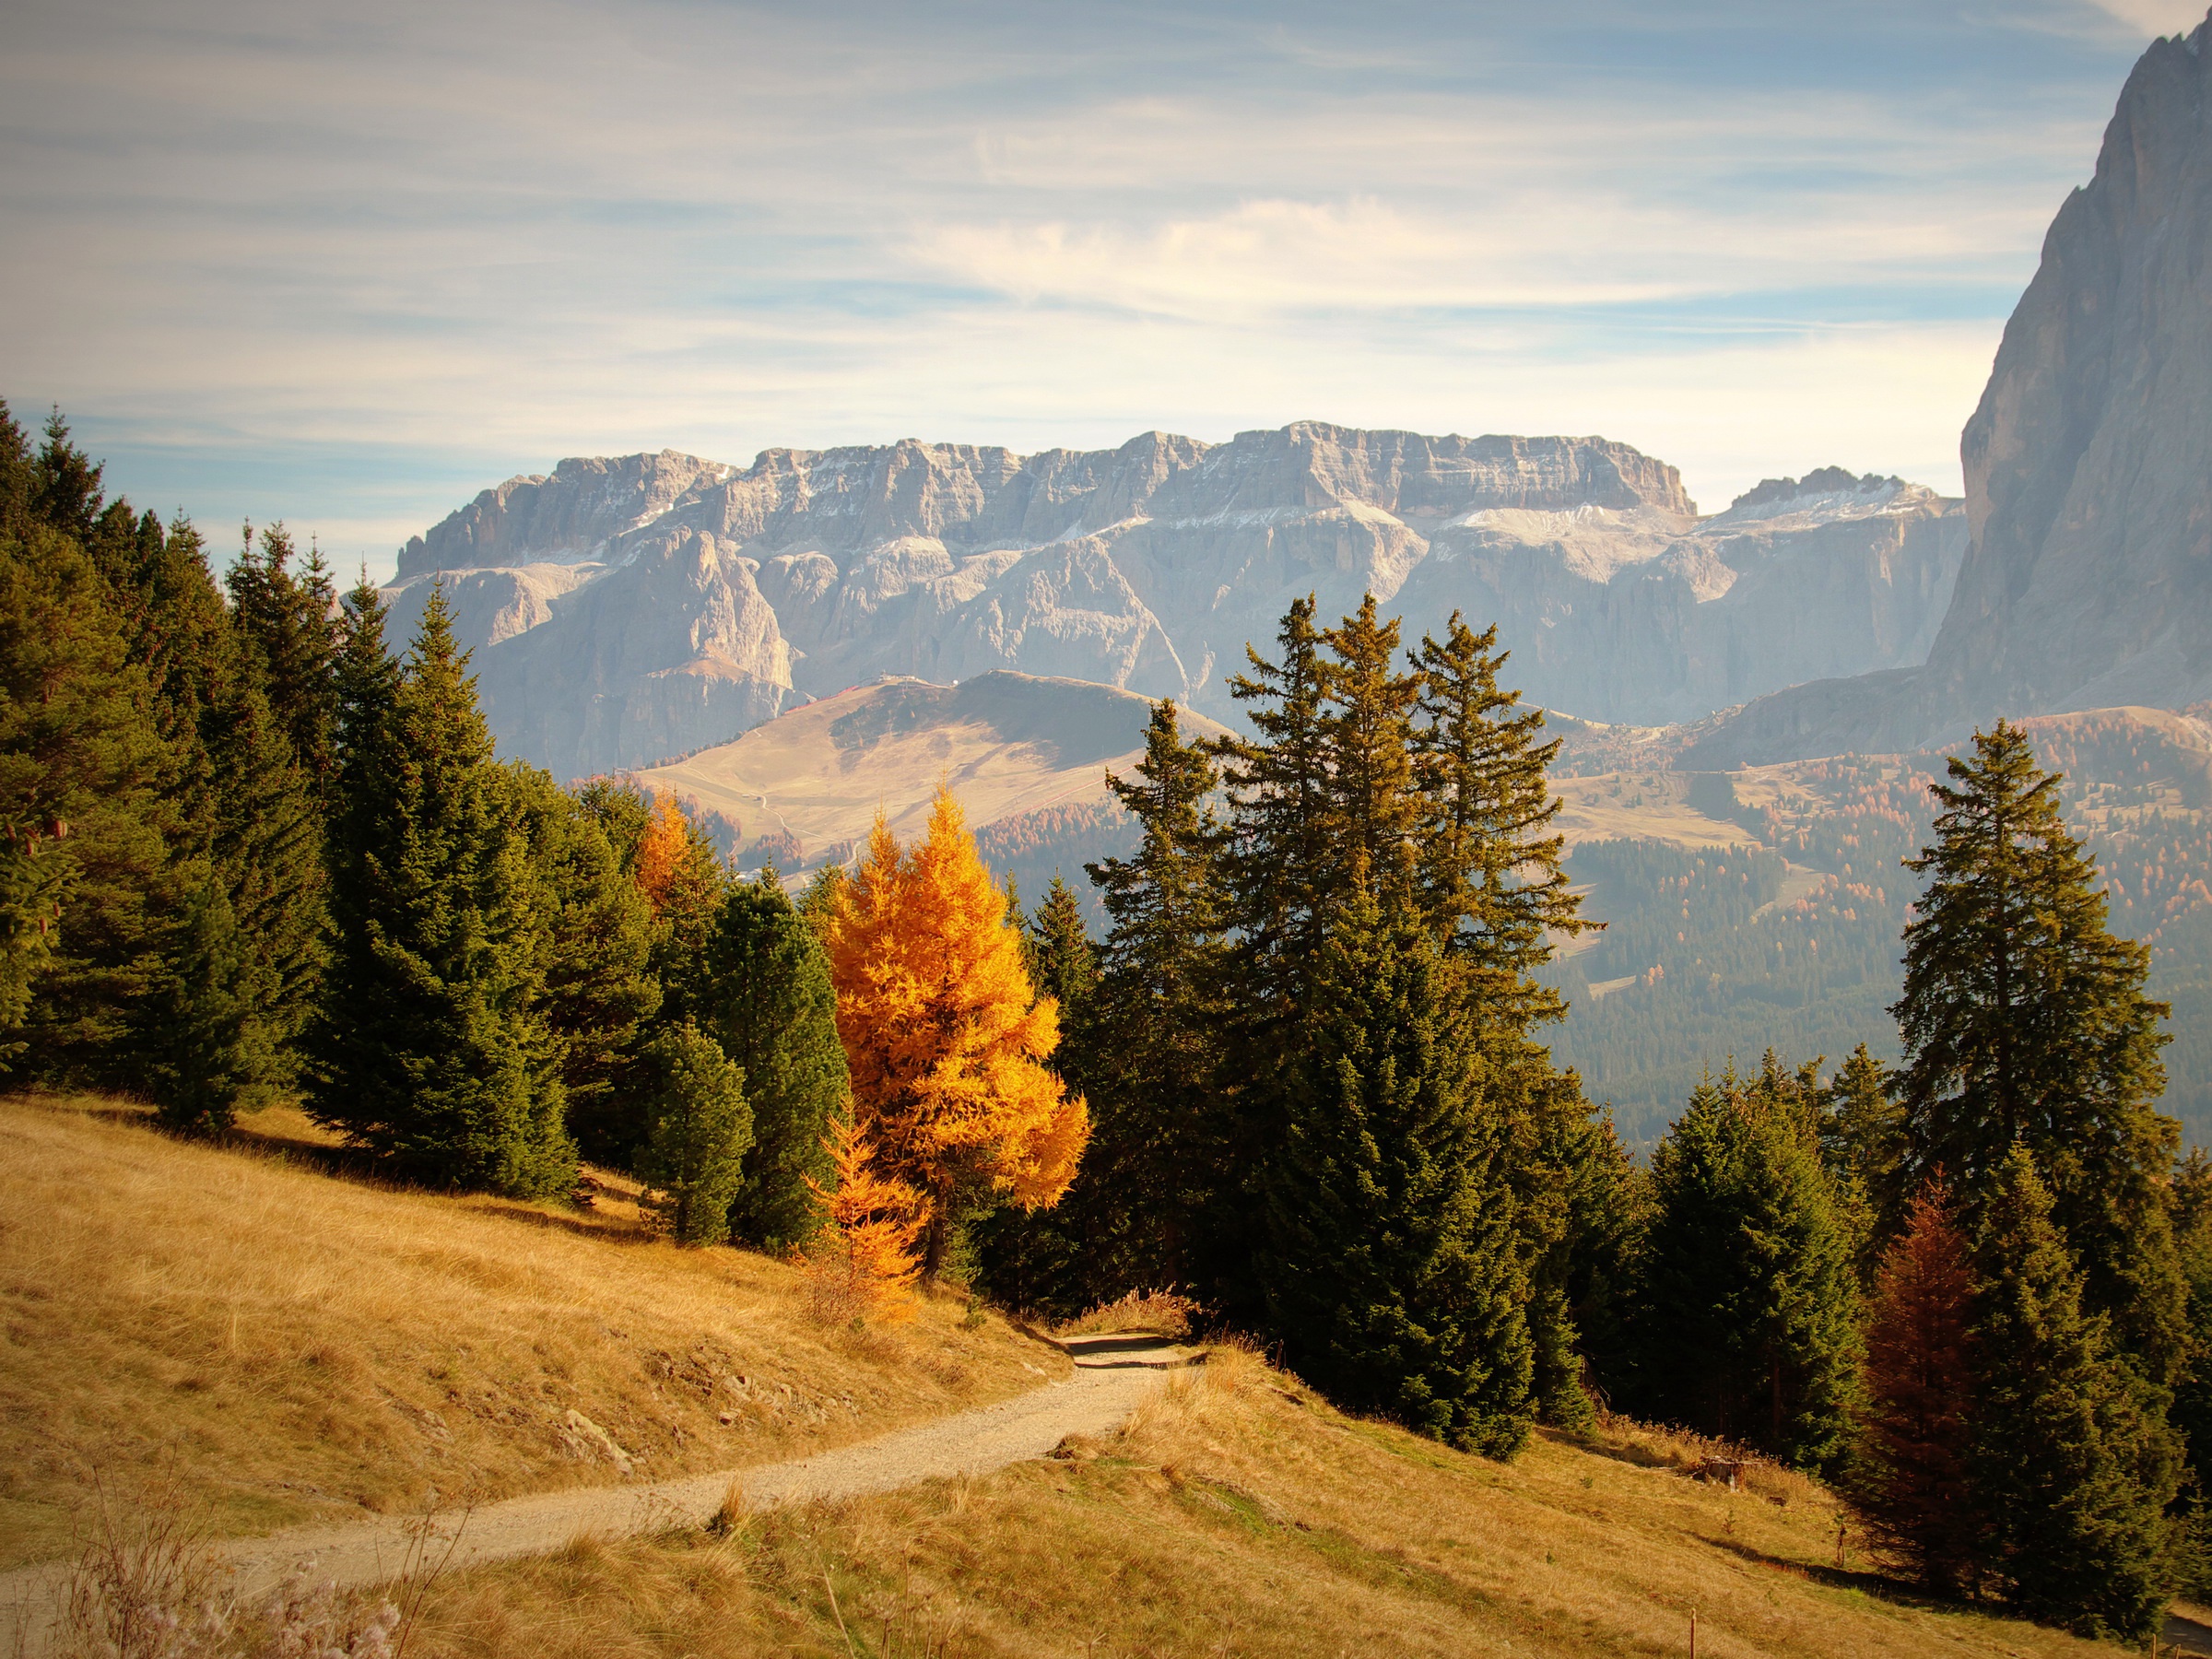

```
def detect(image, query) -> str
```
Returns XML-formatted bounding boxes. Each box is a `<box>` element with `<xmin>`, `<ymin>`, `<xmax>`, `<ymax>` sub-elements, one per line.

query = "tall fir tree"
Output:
<box><xmin>1022</xmin><ymin>875</ymin><xmax>1099</xmax><ymax>1022</ymax></box>
<box><xmin>1319</xmin><ymin>595</ymin><xmax>1420</xmax><ymax>885</ymax></box>
<box><xmin>1892</xmin><ymin>721</ymin><xmax>2186</xmax><ymax>1380</ymax></box>
<box><xmin>1261</xmin><ymin>875</ymin><xmax>1535</xmax><ymax>1456</ymax></box>
<box><xmin>1407</xmin><ymin>609</ymin><xmax>1606</xmax><ymax>1424</ymax></box>
<box><xmin>1850</xmin><ymin>1180</ymin><xmax>1978</xmax><ymax>1594</ymax></box>
<box><xmin>1216</xmin><ymin>596</ymin><xmax>1334</xmax><ymax>1024</ymax></box>
<box><xmin>1633</xmin><ymin>1068</ymin><xmax>1863</xmax><ymax>1469</ymax></box>
<box><xmin>308</xmin><ymin>584</ymin><xmax>570</xmax><ymax>1196</ymax></box>
<box><xmin>493</xmin><ymin>765</ymin><xmax>659</xmax><ymax>1160</ymax></box>
<box><xmin>1409</xmin><ymin>611</ymin><xmax>1594</xmax><ymax>1003</ymax></box>
<box><xmin>1054</xmin><ymin>700</ymin><xmax>1230</xmax><ymax>1306</ymax></box>
<box><xmin>701</xmin><ymin>869</ymin><xmax>851</xmax><ymax>1253</ymax></box>
<box><xmin>1969</xmin><ymin>1147</ymin><xmax>2174</xmax><ymax>1641</ymax></box>
<box><xmin>226</xmin><ymin>523</ymin><xmax>340</xmax><ymax>794</ymax></box>
<box><xmin>631</xmin><ymin>792</ymin><xmax>731</xmax><ymax>1028</ymax></box>
<box><xmin>0</xmin><ymin>519</ymin><xmax>180</xmax><ymax>1083</ymax></box>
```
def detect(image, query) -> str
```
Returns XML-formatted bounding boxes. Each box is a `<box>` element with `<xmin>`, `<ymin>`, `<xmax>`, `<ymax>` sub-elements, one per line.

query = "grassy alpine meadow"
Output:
<box><xmin>389</xmin><ymin>1342</ymin><xmax>2139</xmax><ymax>1659</ymax></box>
<box><xmin>0</xmin><ymin>1092</ymin><xmax>1065</xmax><ymax>1572</ymax></box>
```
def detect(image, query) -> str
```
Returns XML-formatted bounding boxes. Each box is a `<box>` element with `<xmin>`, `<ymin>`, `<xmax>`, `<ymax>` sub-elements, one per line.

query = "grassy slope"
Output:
<box><xmin>402</xmin><ymin>1344</ymin><xmax>2129</xmax><ymax>1659</ymax></box>
<box><xmin>0</xmin><ymin>1095</ymin><xmax>1065</xmax><ymax>1571</ymax></box>
<box><xmin>1</xmin><ymin>1093</ymin><xmax>2145</xmax><ymax>1657</ymax></box>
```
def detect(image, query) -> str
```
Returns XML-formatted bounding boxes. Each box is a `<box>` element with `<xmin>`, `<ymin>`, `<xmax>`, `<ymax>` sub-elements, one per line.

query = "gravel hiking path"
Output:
<box><xmin>2</xmin><ymin>1331</ymin><xmax>1190</xmax><ymax>1653</ymax></box>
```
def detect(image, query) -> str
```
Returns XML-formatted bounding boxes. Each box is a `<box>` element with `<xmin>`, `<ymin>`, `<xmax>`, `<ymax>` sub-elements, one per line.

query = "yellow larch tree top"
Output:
<box><xmin>825</xmin><ymin>787</ymin><xmax>1089</xmax><ymax>1275</ymax></box>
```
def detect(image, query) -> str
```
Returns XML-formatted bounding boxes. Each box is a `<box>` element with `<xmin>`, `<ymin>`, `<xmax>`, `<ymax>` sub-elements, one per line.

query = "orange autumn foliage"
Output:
<box><xmin>825</xmin><ymin>789</ymin><xmax>1089</xmax><ymax>1271</ymax></box>
<box><xmin>805</xmin><ymin>1114</ymin><xmax>924</xmax><ymax>1322</ymax></box>
<box><xmin>632</xmin><ymin>792</ymin><xmax>692</xmax><ymax>916</ymax></box>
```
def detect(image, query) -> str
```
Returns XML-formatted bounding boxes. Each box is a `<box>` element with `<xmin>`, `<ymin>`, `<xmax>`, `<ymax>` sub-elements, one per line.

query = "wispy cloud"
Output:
<box><xmin>0</xmin><ymin>0</ymin><xmax>2169</xmax><ymax>572</ymax></box>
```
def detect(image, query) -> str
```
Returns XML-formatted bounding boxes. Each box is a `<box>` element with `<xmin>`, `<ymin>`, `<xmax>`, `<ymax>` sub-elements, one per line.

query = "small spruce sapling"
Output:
<box><xmin>635</xmin><ymin>1021</ymin><xmax>752</xmax><ymax>1246</ymax></box>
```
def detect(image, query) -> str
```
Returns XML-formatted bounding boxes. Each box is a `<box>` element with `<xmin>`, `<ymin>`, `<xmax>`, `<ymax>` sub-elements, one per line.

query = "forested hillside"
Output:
<box><xmin>1543</xmin><ymin>709</ymin><xmax>2212</xmax><ymax>1147</ymax></box>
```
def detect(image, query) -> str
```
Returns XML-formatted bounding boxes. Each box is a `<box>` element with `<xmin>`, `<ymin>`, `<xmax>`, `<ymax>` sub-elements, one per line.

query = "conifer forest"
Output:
<box><xmin>14</xmin><ymin>402</ymin><xmax>2212</xmax><ymax>1642</ymax></box>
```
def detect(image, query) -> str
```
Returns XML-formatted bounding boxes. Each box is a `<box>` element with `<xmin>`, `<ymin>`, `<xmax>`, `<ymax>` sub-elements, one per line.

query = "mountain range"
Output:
<box><xmin>389</xmin><ymin>435</ymin><xmax>1963</xmax><ymax>781</ymax></box>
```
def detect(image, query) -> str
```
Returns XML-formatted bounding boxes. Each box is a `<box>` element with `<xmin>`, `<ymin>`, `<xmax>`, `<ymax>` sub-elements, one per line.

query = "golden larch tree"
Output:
<box><xmin>826</xmin><ymin>787</ymin><xmax>1089</xmax><ymax>1277</ymax></box>
<box><xmin>805</xmin><ymin>1114</ymin><xmax>924</xmax><ymax>1321</ymax></box>
<box><xmin>631</xmin><ymin>792</ymin><xmax>692</xmax><ymax>916</ymax></box>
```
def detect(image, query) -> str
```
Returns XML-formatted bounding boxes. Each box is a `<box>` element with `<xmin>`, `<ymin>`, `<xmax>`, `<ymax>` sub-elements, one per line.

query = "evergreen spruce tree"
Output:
<box><xmin>1049</xmin><ymin>700</ymin><xmax>1229</xmax><ymax>1307</ymax></box>
<box><xmin>1409</xmin><ymin>611</ymin><xmax>1594</xmax><ymax>1004</ymax></box>
<box><xmin>1851</xmin><ymin>1181</ymin><xmax>1978</xmax><ymax>1594</ymax></box>
<box><xmin>308</xmin><ymin>584</ymin><xmax>570</xmax><ymax>1196</ymax></box>
<box><xmin>631</xmin><ymin>793</ymin><xmax>731</xmax><ymax>1027</ymax></box>
<box><xmin>701</xmin><ymin>870</ymin><xmax>850</xmax><ymax>1252</ymax></box>
<box><xmin>1892</xmin><ymin>721</ymin><xmax>2186</xmax><ymax>1379</ymax></box>
<box><xmin>2169</xmin><ymin>1149</ymin><xmax>2212</xmax><ymax>1597</ymax></box>
<box><xmin>1261</xmin><ymin>874</ymin><xmax>1535</xmax><ymax>1455</ymax></box>
<box><xmin>1216</xmin><ymin>596</ymin><xmax>1334</xmax><ymax>1021</ymax></box>
<box><xmin>494</xmin><ymin>765</ymin><xmax>659</xmax><ymax>1161</ymax></box>
<box><xmin>226</xmin><ymin>523</ymin><xmax>339</xmax><ymax>794</ymax></box>
<box><xmin>144</xmin><ymin>876</ymin><xmax>265</xmax><ymax>1132</ymax></box>
<box><xmin>1970</xmin><ymin>1147</ymin><xmax>2174</xmax><ymax>1641</ymax></box>
<box><xmin>0</xmin><ymin>516</ymin><xmax>179</xmax><ymax>1080</ymax></box>
<box><xmin>1634</xmin><ymin>1068</ymin><xmax>1863</xmax><ymax>1469</ymax></box>
<box><xmin>635</xmin><ymin>1021</ymin><xmax>752</xmax><ymax>1246</ymax></box>
<box><xmin>147</xmin><ymin>635</ymin><xmax>325</xmax><ymax>1129</ymax></box>
<box><xmin>1319</xmin><ymin>595</ymin><xmax>1420</xmax><ymax>883</ymax></box>
<box><xmin>1407</xmin><ymin>609</ymin><xmax>1606</xmax><ymax>1425</ymax></box>
<box><xmin>1023</xmin><ymin>875</ymin><xmax>1099</xmax><ymax>1021</ymax></box>
<box><xmin>1820</xmin><ymin>1043</ymin><xmax>1907</xmax><ymax>1282</ymax></box>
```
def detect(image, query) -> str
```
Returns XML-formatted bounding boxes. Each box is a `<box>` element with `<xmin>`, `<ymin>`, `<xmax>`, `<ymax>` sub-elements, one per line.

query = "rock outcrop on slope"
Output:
<box><xmin>1691</xmin><ymin>12</ymin><xmax>2212</xmax><ymax>767</ymax></box>
<box><xmin>389</xmin><ymin>425</ymin><xmax>1963</xmax><ymax>779</ymax></box>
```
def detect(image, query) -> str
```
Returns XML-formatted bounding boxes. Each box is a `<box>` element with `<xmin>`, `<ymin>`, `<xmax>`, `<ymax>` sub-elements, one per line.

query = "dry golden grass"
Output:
<box><xmin>1053</xmin><ymin>1288</ymin><xmax>1198</xmax><ymax>1339</ymax></box>
<box><xmin>0</xmin><ymin>1092</ymin><xmax>1066</xmax><ymax>1571</ymax></box>
<box><xmin>394</xmin><ymin>1341</ymin><xmax>2137</xmax><ymax>1659</ymax></box>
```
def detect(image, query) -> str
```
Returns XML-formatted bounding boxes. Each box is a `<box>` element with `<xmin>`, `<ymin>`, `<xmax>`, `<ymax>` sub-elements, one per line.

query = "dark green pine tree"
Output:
<box><xmin>1408</xmin><ymin>610</ymin><xmax>1609</xmax><ymax>1428</ymax></box>
<box><xmin>1410</xmin><ymin>610</ymin><xmax>1596</xmax><ymax>1005</ymax></box>
<box><xmin>2169</xmin><ymin>1149</ymin><xmax>2212</xmax><ymax>1598</ymax></box>
<box><xmin>308</xmin><ymin>583</ymin><xmax>570</xmax><ymax>1196</ymax></box>
<box><xmin>1262</xmin><ymin>874</ymin><xmax>1535</xmax><ymax>1456</ymax></box>
<box><xmin>1633</xmin><ymin>1069</ymin><xmax>1862</xmax><ymax>1470</ymax></box>
<box><xmin>143</xmin><ymin>876</ymin><xmax>265</xmax><ymax>1131</ymax></box>
<box><xmin>1023</xmin><ymin>874</ymin><xmax>1099</xmax><ymax>1019</ymax></box>
<box><xmin>493</xmin><ymin>765</ymin><xmax>659</xmax><ymax>1160</ymax></box>
<box><xmin>701</xmin><ymin>869</ymin><xmax>851</xmax><ymax>1253</ymax></box>
<box><xmin>1892</xmin><ymin>721</ymin><xmax>2186</xmax><ymax>1380</ymax></box>
<box><xmin>634</xmin><ymin>1020</ymin><xmax>752</xmax><ymax>1247</ymax></box>
<box><xmin>1970</xmin><ymin>1146</ymin><xmax>2174</xmax><ymax>1641</ymax></box>
<box><xmin>148</xmin><ymin>626</ymin><xmax>327</xmax><ymax>1129</ymax></box>
<box><xmin>0</xmin><ymin>477</ymin><xmax>181</xmax><ymax>1081</ymax></box>
<box><xmin>1071</xmin><ymin>700</ymin><xmax>1231</xmax><ymax>1305</ymax></box>
<box><xmin>226</xmin><ymin>523</ymin><xmax>340</xmax><ymax>794</ymax></box>
<box><xmin>1819</xmin><ymin>1042</ymin><xmax>1907</xmax><ymax>1283</ymax></box>
<box><xmin>1319</xmin><ymin>595</ymin><xmax>1420</xmax><ymax>884</ymax></box>
<box><xmin>1216</xmin><ymin>595</ymin><xmax>1335</xmax><ymax>1022</ymax></box>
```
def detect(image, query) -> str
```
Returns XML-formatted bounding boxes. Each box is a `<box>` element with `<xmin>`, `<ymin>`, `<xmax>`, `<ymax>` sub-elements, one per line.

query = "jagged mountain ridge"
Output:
<box><xmin>1692</xmin><ymin>10</ymin><xmax>2212</xmax><ymax>766</ymax></box>
<box><xmin>389</xmin><ymin>423</ymin><xmax>1963</xmax><ymax>780</ymax></box>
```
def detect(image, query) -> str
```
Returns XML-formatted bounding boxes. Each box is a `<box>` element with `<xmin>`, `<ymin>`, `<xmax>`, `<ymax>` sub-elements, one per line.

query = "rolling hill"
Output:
<box><xmin>632</xmin><ymin>670</ymin><xmax>1226</xmax><ymax>881</ymax></box>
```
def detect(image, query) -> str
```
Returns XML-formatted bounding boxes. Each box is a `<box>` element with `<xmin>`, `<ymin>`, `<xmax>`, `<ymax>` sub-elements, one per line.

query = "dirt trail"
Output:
<box><xmin>2</xmin><ymin>1332</ymin><xmax>1188</xmax><ymax>1653</ymax></box>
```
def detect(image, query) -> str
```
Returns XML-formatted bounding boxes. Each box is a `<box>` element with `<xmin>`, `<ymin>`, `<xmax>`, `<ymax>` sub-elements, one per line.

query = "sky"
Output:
<box><xmin>2</xmin><ymin>0</ymin><xmax>2206</xmax><ymax>580</ymax></box>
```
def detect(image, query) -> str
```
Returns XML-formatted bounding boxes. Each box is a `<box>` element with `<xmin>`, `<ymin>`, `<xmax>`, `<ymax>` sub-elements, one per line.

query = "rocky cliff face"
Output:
<box><xmin>1693</xmin><ymin>13</ymin><xmax>2212</xmax><ymax>767</ymax></box>
<box><xmin>389</xmin><ymin>424</ymin><xmax>1962</xmax><ymax>779</ymax></box>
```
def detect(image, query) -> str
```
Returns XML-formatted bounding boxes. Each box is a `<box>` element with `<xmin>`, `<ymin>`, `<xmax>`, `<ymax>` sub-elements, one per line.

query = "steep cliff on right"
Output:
<box><xmin>1692</xmin><ymin>10</ymin><xmax>2212</xmax><ymax>767</ymax></box>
